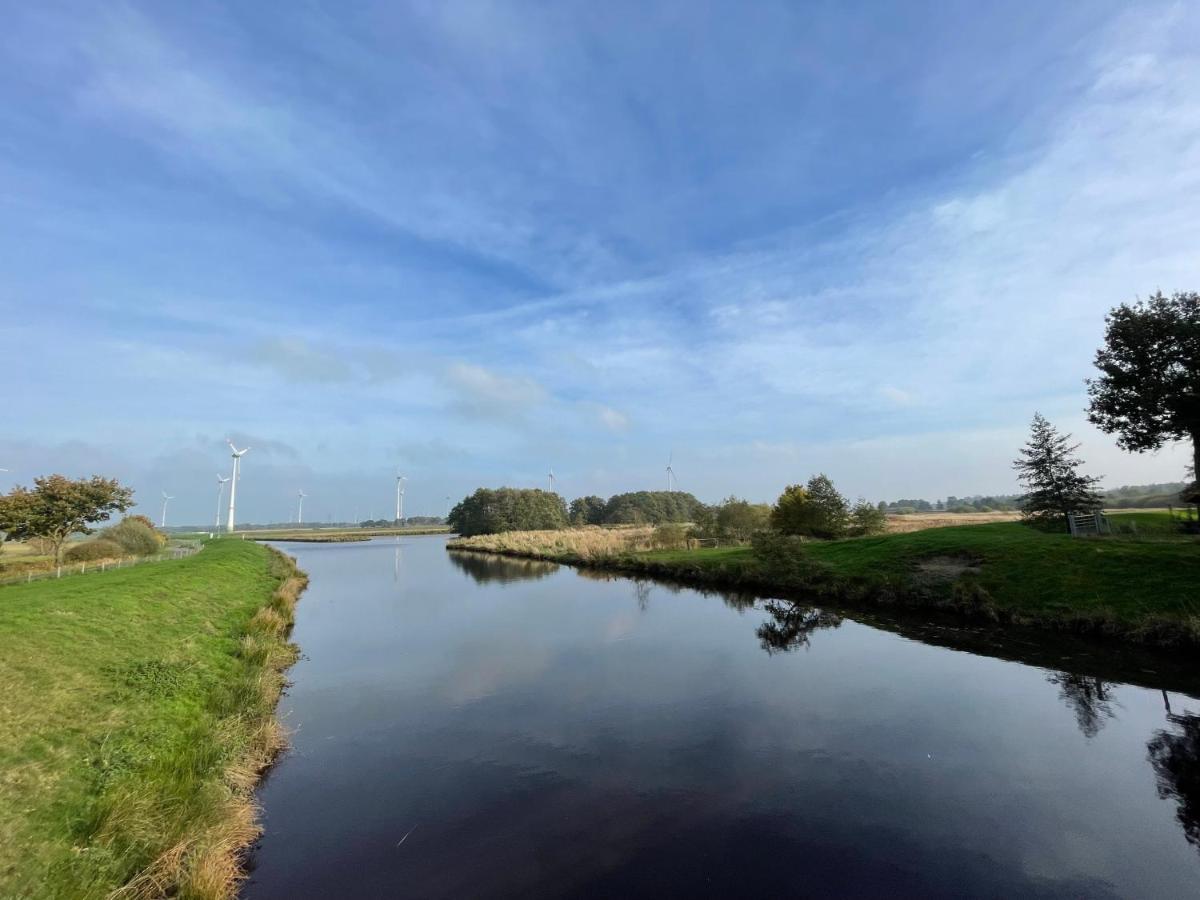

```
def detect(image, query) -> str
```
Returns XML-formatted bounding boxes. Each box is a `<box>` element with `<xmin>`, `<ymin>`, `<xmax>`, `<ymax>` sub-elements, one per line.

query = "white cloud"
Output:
<box><xmin>444</xmin><ymin>362</ymin><xmax>547</xmax><ymax>420</ymax></box>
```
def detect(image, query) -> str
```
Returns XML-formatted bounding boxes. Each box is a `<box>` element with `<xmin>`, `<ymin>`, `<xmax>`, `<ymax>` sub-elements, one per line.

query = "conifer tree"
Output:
<box><xmin>1013</xmin><ymin>413</ymin><xmax>1103</xmax><ymax>529</ymax></box>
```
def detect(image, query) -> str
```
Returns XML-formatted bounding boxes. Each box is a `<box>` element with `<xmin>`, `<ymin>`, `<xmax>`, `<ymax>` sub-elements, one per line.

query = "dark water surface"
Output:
<box><xmin>246</xmin><ymin>536</ymin><xmax>1200</xmax><ymax>898</ymax></box>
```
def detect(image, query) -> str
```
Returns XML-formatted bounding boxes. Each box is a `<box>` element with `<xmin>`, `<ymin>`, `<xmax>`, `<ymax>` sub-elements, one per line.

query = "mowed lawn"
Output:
<box><xmin>0</xmin><ymin>539</ymin><xmax>299</xmax><ymax>899</ymax></box>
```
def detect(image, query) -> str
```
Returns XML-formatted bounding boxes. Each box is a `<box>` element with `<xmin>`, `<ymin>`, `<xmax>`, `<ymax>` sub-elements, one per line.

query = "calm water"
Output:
<box><xmin>246</xmin><ymin>536</ymin><xmax>1200</xmax><ymax>898</ymax></box>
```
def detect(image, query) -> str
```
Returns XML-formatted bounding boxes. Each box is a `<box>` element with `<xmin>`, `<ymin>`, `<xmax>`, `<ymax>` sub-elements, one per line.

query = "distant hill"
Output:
<box><xmin>1103</xmin><ymin>482</ymin><xmax>1188</xmax><ymax>508</ymax></box>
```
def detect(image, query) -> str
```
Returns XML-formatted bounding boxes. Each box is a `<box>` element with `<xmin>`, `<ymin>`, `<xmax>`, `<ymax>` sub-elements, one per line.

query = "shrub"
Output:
<box><xmin>848</xmin><ymin>499</ymin><xmax>888</xmax><ymax>536</ymax></box>
<box><xmin>716</xmin><ymin>497</ymin><xmax>771</xmax><ymax>542</ymax></box>
<box><xmin>104</xmin><ymin>517</ymin><xmax>163</xmax><ymax>556</ymax></box>
<box><xmin>64</xmin><ymin>538</ymin><xmax>125</xmax><ymax>563</ymax></box>
<box><xmin>652</xmin><ymin>523</ymin><xmax>689</xmax><ymax>549</ymax></box>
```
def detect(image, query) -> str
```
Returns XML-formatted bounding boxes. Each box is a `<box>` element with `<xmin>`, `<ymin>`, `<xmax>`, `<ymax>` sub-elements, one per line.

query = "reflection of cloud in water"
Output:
<box><xmin>604</xmin><ymin>611</ymin><xmax>638</xmax><ymax>642</ymax></box>
<box><xmin>441</xmin><ymin>637</ymin><xmax>553</xmax><ymax>705</ymax></box>
<box><xmin>1149</xmin><ymin>706</ymin><xmax>1200</xmax><ymax>851</ymax></box>
<box><xmin>446</xmin><ymin>551</ymin><xmax>560</xmax><ymax>585</ymax></box>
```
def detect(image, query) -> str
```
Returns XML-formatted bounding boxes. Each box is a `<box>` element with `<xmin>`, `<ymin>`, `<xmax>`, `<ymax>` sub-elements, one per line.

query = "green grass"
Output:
<box><xmin>0</xmin><ymin>539</ymin><xmax>306</xmax><ymax>899</ymax></box>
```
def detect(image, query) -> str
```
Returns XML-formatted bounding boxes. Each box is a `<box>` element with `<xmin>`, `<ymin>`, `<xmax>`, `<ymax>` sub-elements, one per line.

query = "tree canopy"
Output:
<box><xmin>601</xmin><ymin>491</ymin><xmax>707</xmax><ymax>525</ymax></box>
<box><xmin>1087</xmin><ymin>291</ymin><xmax>1200</xmax><ymax>485</ymax></box>
<box><xmin>447</xmin><ymin>488</ymin><xmax>568</xmax><ymax>536</ymax></box>
<box><xmin>0</xmin><ymin>475</ymin><xmax>135</xmax><ymax>563</ymax></box>
<box><xmin>1013</xmin><ymin>413</ymin><xmax>1103</xmax><ymax>529</ymax></box>
<box><xmin>568</xmin><ymin>495</ymin><xmax>606</xmax><ymax>526</ymax></box>
<box><xmin>770</xmin><ymin>475</ymin><xmax>849</xmax><ymax>539</ymax></box>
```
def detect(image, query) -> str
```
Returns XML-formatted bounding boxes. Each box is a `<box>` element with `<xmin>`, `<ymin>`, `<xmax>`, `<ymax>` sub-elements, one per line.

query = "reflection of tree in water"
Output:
<box><xmin>1148</xmin><ymin>706</ymin><xmax>1200</xmax><ymax>850</ymax></box>
<box><xmin>446</xmin><ymin>551</ymin><xmax>559</xmax><ymax>585</ymax></box>
<box><xmin>633</xmin><ymin>580</ymin><xmax>651</xmax><ymax>611</ymax></box>
<box><xmin>756</xmin><ymin>599</ymin><xmax>842</xmax><ymax>654</ymax></box>
<box><xmin>1046</xmin><ymin>671</ymin><xmax>1118</xmax><ymax>738</ymax></box>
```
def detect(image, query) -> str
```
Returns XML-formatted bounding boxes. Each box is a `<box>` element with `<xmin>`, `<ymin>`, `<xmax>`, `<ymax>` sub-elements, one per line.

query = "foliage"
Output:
<box><xmin>63</xmin><ymin>538</ymin><xmax>126</xmax><ymax>563</ymax></box>
<box><xmin>770</xmin><ymin>474</ymin><xmax>849</xmax><ymax>539</ymax></box>
<box><xmin>569</xmin><ymin>495</ymin><xmax>607</xmax><ymax>526</ymax></box>
<box><xmin>848</xmin><ymin>498</ymin><xmax>888</xmax><ymax>536</ymax></box>
<box><xmin>447</xmin><ymin>487</ymin><xmax>568</xmax><ymax>536</ymax></box>
<box><xmin>769</xmin><ymin>484</ymin><xmax>809</xmax><ymax>534</ymax></box>
<box><xmin>1013</xmin><ymin>413</ymin><xmax>1103</xmax><ymax>529</ymax></box>
<box><xmin>1088</xmin><ymin>291</ymin><xmax>1200</xmax><ymax>484</ymax></box>
<box><xmin>715</xmin><ymin>496</ymin><xmax>771</xmax><ymax>542</ymax></box>
<box><xmin>601</xmin><ymin>490</ymin><xmax>708</xmax><ymax>525</ymax></box>
<box><xmin>103</xmin><ymin>516</ymin><xmax>163</xmax><ymax>557</ymax></box>
<box><xmin>652</xmin><ymin>522</ymin><xmax>689</xmax><ymax>549</ymax></box>
<box><xmin>0</xmin><ymin>540</ymin><xmax>305</xmax><ymax>898</ymax></box>
<box><xmin>0</xmin><ymin>475</ymin><xmax>134</xmax><ymax>564</ymax></box>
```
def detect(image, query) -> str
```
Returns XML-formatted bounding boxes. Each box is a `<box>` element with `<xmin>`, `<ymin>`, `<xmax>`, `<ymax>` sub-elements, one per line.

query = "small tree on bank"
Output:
<box><xmin>770</xmin><ymin>475</ymin><xmax>849</xmax><ymax>539</ymax></box>
<box><xmin>848</xmin><ymin>499</ymin><xmax>887</xmax><ymax>536</ymax></box>
<box><xmin>0</xmin><ymin>475</ymin><xmax>134</xmax><ymax>563</ymax></box>
<box><xmin>1087</xmin><ymin>291</ymin><xmax>1200</xmax><ymax>497</ymax></box>
<box><xmin>1013</xmin><ymin>414</ymin><xmax>1103</xmax><ymax>529</ymax></box>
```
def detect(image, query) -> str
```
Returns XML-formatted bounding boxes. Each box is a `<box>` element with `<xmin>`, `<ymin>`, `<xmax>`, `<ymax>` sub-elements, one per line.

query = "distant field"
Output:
<box><xmin>885</xmin><ymin>511</ymin><xmax>1022</xmax><ymax>533</ymax></box>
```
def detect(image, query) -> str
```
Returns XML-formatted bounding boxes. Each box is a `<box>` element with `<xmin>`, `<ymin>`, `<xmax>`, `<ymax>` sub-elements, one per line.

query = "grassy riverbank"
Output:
<box><xmin>0</xmin><ymin>539</ymin><xmax>307</xmax><ymax>899</ymax></box>
<box><xmin>448</xmin><ymin>518</ymin><xmax>1200</xmax><ymax>646</ymax></box>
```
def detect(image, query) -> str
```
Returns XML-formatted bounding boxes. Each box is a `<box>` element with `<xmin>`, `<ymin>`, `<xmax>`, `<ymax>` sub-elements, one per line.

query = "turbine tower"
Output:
<box><xmin>226</xmin><ymin>441</ymin><xmax>250</xmax><ymax>532</ymax></box>
<box><xmin>665</xmin><ymin>452</ymin><xmax>677</xmax><ymax>493</ymax></box>
<box><xmin>215</xmin><ymin>475</ymin><xmax>230</xmax><ymax>532</ymax></box>
<box><xmin>297</xmin><ymin>489</ymin><xmax>307</xmax><ymax>525</ymax></box>
<box><xmin>395</xmin><ymin>472</ymin><xmax>407</xmax><ymax>525</ymax></box>
<box><xmin>160</xmin><ymin>491</ymin><xmax>174</xmax><ymax>528</ymax></box>
<box><xmin>548</xmin><ymin>468</ymin><xmax>556</xmax><ymax>493</ymax></box>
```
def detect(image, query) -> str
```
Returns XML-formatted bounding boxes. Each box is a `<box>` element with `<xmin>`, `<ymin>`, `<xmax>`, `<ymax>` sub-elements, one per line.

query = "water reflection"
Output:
<box><xmin>1047</xmin><ymin>671</ymin><xmax>1118</xmax><ymax>738</ymax></box>
<box><xmin>446</xmin><ymin>550</ymin><xmax>560</xmax><ymax>585</ymax></box>
<box><xmin>252</xmin><ymin>538</ymin><xmax>1200</xmax><ymax>898</ymax></box>
<box><xmin>1149</xmin><ymin>705</ymin><xmax>1200</xmax><ymax>851</ymax></box>
<box><xmin>755</xmin><ymin>598</ymin><xmax>842</xmax><ymax>654</ymax></box>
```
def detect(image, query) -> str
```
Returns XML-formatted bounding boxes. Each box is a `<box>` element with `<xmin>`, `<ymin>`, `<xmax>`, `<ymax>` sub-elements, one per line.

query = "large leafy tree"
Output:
<box><xmin>770</xmin><ymin>475</ymin><xmax>849</xmax><ymax>539</ymax></box>
<box><xmin>1087</xmin><ymin>291</ymin><xmax>1200</xmax><ymax>488</ymax></box>
<box><xmin>1013</xmin><ymin>413</ymin><xmax>1103</xmax><ymax>528</ymax></box>
<box><xmin>0</xmin><ymin>475</ymin><xmax>135</xmax><ymax>563</ymax></box>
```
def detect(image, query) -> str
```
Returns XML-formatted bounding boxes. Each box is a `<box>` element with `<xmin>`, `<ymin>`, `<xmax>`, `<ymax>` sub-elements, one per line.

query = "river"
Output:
<box><xmin>245</xmin><ymin>536</ymin><xmax>1200</xmax><ymax>898</ymax></box>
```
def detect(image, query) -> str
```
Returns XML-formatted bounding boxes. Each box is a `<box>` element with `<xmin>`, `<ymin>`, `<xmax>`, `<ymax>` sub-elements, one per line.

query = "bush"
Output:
<box><xmin>848</xmin><ymin>499</ymin><xmax>888</xmax><ymax>536</ymax></box>
<box><xmin>652</xmin><ymin>523</ymin><xmax>689</xmax><ymax>549</ymax></box>
<box><xmin>104</xmin><ymin>517</ymin><xmax>163</xmax><ymax>556</ymax></box>
<box><xmin>64</xmin><ymin>538</ymin><xmax>125</xmax><ymax>563</ymax></box>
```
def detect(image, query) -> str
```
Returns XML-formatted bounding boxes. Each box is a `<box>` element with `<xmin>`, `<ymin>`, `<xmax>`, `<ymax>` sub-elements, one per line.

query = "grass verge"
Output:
<box><xmin>0</xmin><ymin>539</ymin><xmax>307</xmax><ymax>899</ymax></box>
<box><xmin>448</xmin><ymin>519</ymin><xmax>1200</xmax><ymax>647</ymax></box>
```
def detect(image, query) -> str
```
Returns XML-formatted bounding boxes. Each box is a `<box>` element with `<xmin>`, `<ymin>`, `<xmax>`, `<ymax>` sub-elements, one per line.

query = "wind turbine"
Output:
<box><xmin>665</xmin><ymin>452</ymin><xmax>677</xmax><ymax>493</ymax></box>
<box><xmin>215</xmin><ymin>475</ymin><xmax>230</xmax><ymax>532</ymax></box>
<box><xmin>548</xmin><ymin>468</ymin><xmax>556</xmax><ymax>493</ymax></box>
<box><xmin>395</xmin><ymin>472</ymin><xmax>407</xmax><ymax>526</ymax></box>
<box><xmin>226</xmin><ymin>441</ymin><xmax>250</xmax><ymax>532</ymax></box>
<box><xmin>297</xmin><ymin>489</ymin><xmax>307</xmax><ymax>525</ymax></box>
<box><xmin>160</xmin><ymin>491</ymin><xmax>174</xmax><ymax>528</ymax></box>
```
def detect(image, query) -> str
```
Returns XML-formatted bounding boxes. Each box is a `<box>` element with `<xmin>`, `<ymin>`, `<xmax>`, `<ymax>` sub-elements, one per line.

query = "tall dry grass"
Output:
<box><xmin>448</xmin><ymin>525</ymin><xmax>656</xmax><ymax>560</ymax></box>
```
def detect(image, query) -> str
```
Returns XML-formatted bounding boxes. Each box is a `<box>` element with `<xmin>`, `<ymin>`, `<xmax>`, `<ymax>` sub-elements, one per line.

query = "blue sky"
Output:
<box><xmin>2</xmin><ymin>1</ymin><xmax>1198</xmax><ymax>523</ymax></box>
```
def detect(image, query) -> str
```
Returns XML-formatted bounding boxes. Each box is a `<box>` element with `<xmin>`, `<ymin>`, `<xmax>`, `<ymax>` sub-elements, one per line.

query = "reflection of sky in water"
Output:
<box><xmin>249</xmin><ymin>537</ymin><xmax>1200</xmax><ymax>899</ymax></box>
